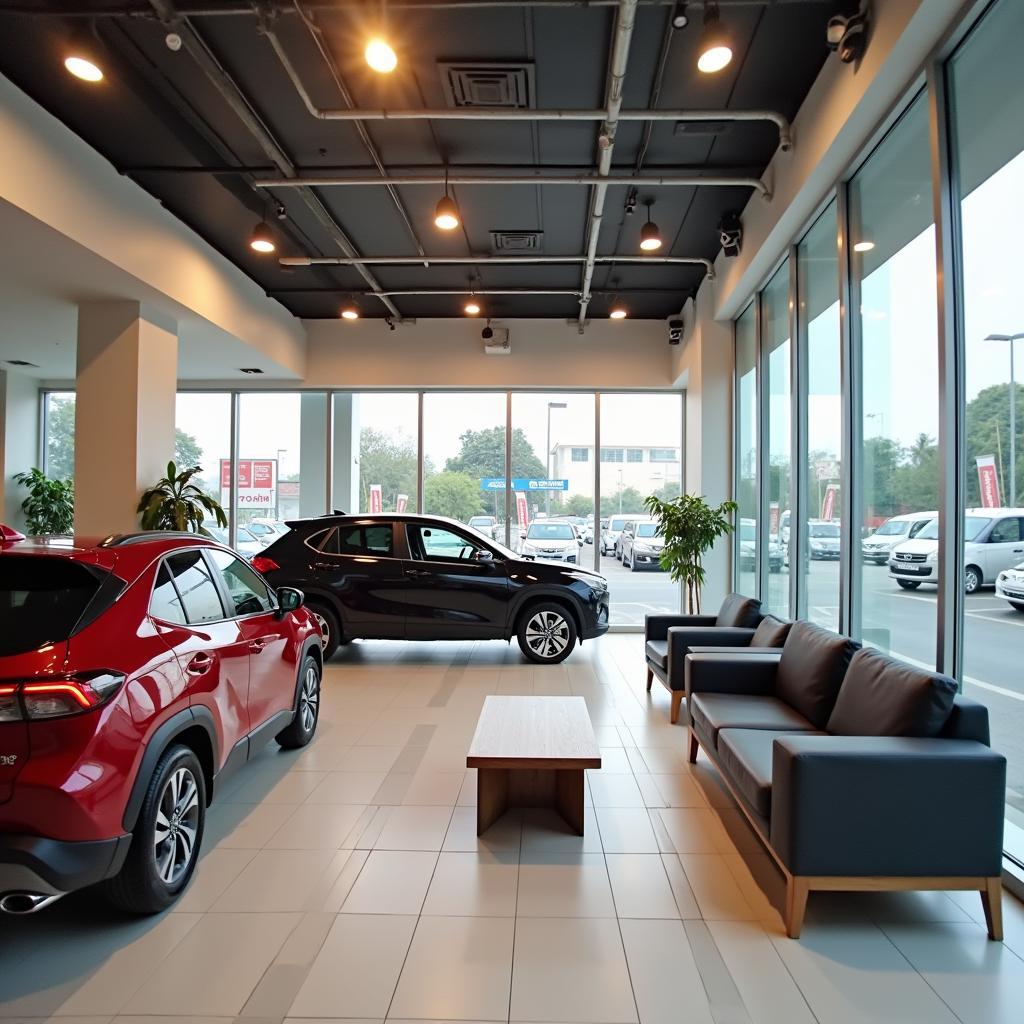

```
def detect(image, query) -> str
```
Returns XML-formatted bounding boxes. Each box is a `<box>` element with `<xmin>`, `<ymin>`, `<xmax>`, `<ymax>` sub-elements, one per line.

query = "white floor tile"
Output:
<box><xmin>422</xmin><ymin>851</ymin><xmax>519</xmax><ymax>917</ymax></box>
<box><xmin>605</xmin><ymin>854</ymin><xmax>681</xmax><ymax>919</ymax></box>
<box><xmin>211</xmin><ymin>847</ymin><xmax>340</xmax><ymax>912</ymax></box>
<box><xmin>587</xmin><ymin>773</ymin><xmax>645</xmax><ymax>807</ymax></box>
<box><xmin>517</xmin><ymin>853</ymin><xmax>615</xmax><ymax>918</ymax></box>
<box><xmin>341</xmin><ymin>849</ymin><xmax>438</xmax><ymax>914</ymax></box>
<box><xmin>375</xmin><ymin>805</ymin><xmax>455</xmax><ymax>850</ymax></box>
<box><xmin>677</xmin><ymin>853</ymin><xmax>758</xmax><ymax>921</ymax></box>
<box><xmin>265</xmin><ymin>802</ymin><xmax>366</xmax><ymax>849</ymax></box>
<box><xmin>305</xmin><ymin>771</ymin><xmax>389</xmax><ymax>803</ymax></box>
<box><xmin>444</xmin><ymin>805</ymin><xmax>523</xmax><ymax>853</ymax></box>
<box><xmin>657</xmin><ymin>808</ymin><xmax>731</xmax><ymax>854</ymax></box>
<box><xmin>593</xmin><ymin>807</ymin><xmax>660</xmax><ymax>853</ymax></box>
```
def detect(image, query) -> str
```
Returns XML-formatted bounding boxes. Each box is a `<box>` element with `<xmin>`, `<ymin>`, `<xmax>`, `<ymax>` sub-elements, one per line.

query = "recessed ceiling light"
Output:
<box><xmin>853</xmin><ymin>240</ymin><xmax>875</xmax><ymax>252</ymax></box>
<box><xmin>365</xmin><ymin>38</ymin><xmax>397</xmax><ymax>73</ymax></box>
<box><xmin>697</xmin><ymin>2</ymin><xmax>733</xmax><ymax>74</ymax></box>
<box><xmin>249</xmin><ymin>221</ymin><xmax>275</xmax><ymax>253</ymax></box>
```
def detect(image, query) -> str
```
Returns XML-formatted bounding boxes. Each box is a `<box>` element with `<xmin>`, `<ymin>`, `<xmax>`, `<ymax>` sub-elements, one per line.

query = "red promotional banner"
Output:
<box><xmin>516</xmin><ymin>493</ymin><xmax>529</xmax><ymax>532</ymax></box>
<box><xmin>220</xmin><ymin>459</ymin><xmax>277</xmax><ymax>508</ymax></box>
<box><xmin>977</xmin><ymin>455</ymin><xmax>1001</xmax><ymax>508</ymax></box>
<box><xmin>396</xmin><ymin>494</ymin><xmax>408</xmax><ymax>513</ymax></box>
<box><xmin>821</xmin><ymin>483</ymin><xmax>839</xmax><ymax>521</ymax></box>
<box><xmin>369</xmin><ymin>484</ymin><xmax>383</xmax><ymax>514</ymax></box>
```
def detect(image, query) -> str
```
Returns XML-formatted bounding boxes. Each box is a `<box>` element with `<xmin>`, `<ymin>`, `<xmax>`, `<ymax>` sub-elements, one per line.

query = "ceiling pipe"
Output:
<box><xmin>272</xmin><ymin>288</ymin><xmax>685</xmax><ymax>296</ymax></box>
<box><xmin>253</xmin><ymin>172</ymin><xmax>769</xmax><ymax>196</ymax></box>
<box><xmin>144</xmin><ymin>0</ymin><xmax>403</xmax><ymax>318</ymax></box>
<box><xmin>280</xmin><ymin>254</ymin><xmax>715</xmax><ymax>279</ymax></box>
<box><xmin>577</xmin><ymin>0</ymin><xmax>638</xmax><ymax>332</ymax></box>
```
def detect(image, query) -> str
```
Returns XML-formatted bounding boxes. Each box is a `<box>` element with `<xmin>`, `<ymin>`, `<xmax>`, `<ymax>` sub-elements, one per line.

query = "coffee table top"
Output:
<box><xmin>466</xmin><ymin>695</ymin><xmax>602</xmax><ymax>769</ymax></box>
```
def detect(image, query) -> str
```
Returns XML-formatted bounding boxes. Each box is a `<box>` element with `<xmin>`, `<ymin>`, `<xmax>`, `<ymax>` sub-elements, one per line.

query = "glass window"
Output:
<box><xmin>526</xmin><ymin>522</ymin><xmax>576</xmax><ymax>541</ymax></box>
<box><xmin>799</xmin><ymin>201</ymin><xmax>842</xmax><ymax>629</ymax></box>
<box><xmin>571</xmin><ymin>447</ymin><xmax>590</xmax><ymax>463</ymax></box>
<box><xmin>207</xmin><ymin>549</ymin><xmax>274</xmax><ymax>616</ymax></box>
<box><xmin>762</xmin><ymin>260</ymin><xmax>792</xmax><ymax>615</ymax></box>
<box><xmin>43</xmin><ymin>392</ymin><xmax>76</xmax><ymax>482</ymax></box>
<box><xmin>422</xmin><ymin>393</ymin><xmax>508</xmax><ymax>540</ymax></box>
<box><xmin>600</xmin><ymin>448</ymin><xmax>625</xmax><ymax>463</ymax></box>
<box><xmin>165</xmin><ymin>551</ymin><xmax>225</xmax><ymax>624</ymax></box>
<box><xmin>735</xmin><ymin>303</ymin><xmax>758</xmax><ymax>596</ymax></box>
<box><xmin>627</xmin><ymin>448</ymin><xmax>644</xmax><ymax>463</ymax></box>
<box><xmin>322</xmin><ymin>523</ymin><xmax>395</xmax><ymax>557</ymax></box>
<box><xmin>849</xmin><ymin>92</ymin><xmax>939</xmax><ymax>659</ymax></box>
<box><xmin>636</xmin><ymin>523</ymin><xmax>660</xmax><ymax>538</ymax></box>
<box><xmin>175</xmin><ymin>393</ymin><xmax>231</xmax><ymax>530</ymax></box>
<box><xmin>989</xmin><ymin>517</ymin><xmax>1021</xmax><ymax>544</ymax></box>
<box><xmin>408</xmin><ymin>524</ymin><xmax>484</xmax><ymax>562</ymax></box>
<box><xmin>150</xmin><ymin>563</ymin><xmax>187</xmax><ymax>625</ymax></box>
<box><xmin>949</xmin><ymin>0</ymin><xmax>1024</xmax><ymax>832</ymax></box>
<box><xmin>649</xmin><ymin>448</ymin><xmax>678</xmax><ymax>462</ymax></box>
<box><xmin>600</xmin><ymin>394</ymin><xmax>682</xmax><ymax>625</ymax></box>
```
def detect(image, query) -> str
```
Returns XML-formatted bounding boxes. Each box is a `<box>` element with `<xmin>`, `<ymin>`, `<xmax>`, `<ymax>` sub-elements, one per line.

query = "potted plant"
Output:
<box><xmin>138</xmin><ymin>462</ymin><xmax>227</xmax><ymax>532</ymax></box>
<box><xmin>14</xmin><ymin>468</ymin><xmax>75</xmax><ymax>535</ymax></box>
<box><xmin>644</xmin><ymin>492</ymin><xmax>738</xmax><ymax>614</ymax></box>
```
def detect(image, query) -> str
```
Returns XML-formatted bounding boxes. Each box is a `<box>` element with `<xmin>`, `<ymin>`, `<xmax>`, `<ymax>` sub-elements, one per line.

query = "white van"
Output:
<box><xmin>889</xmin><ymin>508</ymin><xmax>1024</xmax><ymax>593</ymax></box>
<box><xmin>862</xmin><ymin>511</ymin><xmax>936</xmax><ymax>564</ymax></box>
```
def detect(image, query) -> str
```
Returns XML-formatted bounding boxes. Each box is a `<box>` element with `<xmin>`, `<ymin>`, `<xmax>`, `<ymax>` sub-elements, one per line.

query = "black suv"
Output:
<box><xmin>252</xmin><ymin>514</ymin><xmax>610</xmax><ymax>664</ymax></box>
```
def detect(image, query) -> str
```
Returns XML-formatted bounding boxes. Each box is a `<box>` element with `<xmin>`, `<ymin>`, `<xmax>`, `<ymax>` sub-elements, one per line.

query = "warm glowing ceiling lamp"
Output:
<box><xmin>64</xmin><ymin>30</ymin><xmax>104</xmax><ymax>82</ymax></box>
<box><xmin>464</xmin><ymin>276</ymin><xmax>482</xmax><ymax>315</ymax></box>
<box><xmin>248</xmin><ymin>221</ymin><xmax>276</xmax><ymax>254</ymax></box>
<box><xmin>365</xmin><ymin>38</ymin><xmax>397</xmax><ymax>73</ymax></box>
<box><xmin>853</xmin><ymin>240</ymin><xmax>875</xmax><ymax>253</ymax></box>
<box><xmin>639</xmin><ymin>200</ymin><xmax>662</xmax><ymax>252</ymax></box>
<box><xmin>697</xmin><ymin>2</ymin><xmax>733</xmax><ymax>74</ymax></box>
<box><xmin>340</xmin><ymin>298</ymin><xmax>360</xmax><ymax>320</ymax></box>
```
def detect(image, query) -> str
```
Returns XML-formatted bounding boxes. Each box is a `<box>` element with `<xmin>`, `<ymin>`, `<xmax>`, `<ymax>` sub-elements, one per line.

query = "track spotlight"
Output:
<box><xmin>718</xmin><ymin>211</ymin><xmax>742</xmax><ymax>257</ymax></box>
<box><xmin>671</xmin><ymin>2</ymin><xmax>689</xmax><ymax>30</ymax></box>
<box><xmin>248</xmin><ymin>221</ymin><xmax>275</xmax><ymax>254</ymax></box>
<box><xmin>64</xmin><ymin>29</ymin><xmax>104</xmax><ymax>82</ymax></box>
<box><xmin>340</xmin><ymin>299</ymin><xmax>360</xmax><ymax>320</ymax></box>
<box><xmin>827</xmin><ymin>3</ymin><xmax>869</xmax><ymax>65</ymax></box>
<box><xmin>365</xmin><ymin>38</ymin><xmax>397</xmax><ymax>73</ymax></box>
<box><xmin>697</xmin><ymin>2</ymin><xmax>733</xmax><ymax>74</ymax></box>
<box><xmin>639</xmin><ymin>200</ymin><xmax>662</xmax><ymax>252</ymax></box>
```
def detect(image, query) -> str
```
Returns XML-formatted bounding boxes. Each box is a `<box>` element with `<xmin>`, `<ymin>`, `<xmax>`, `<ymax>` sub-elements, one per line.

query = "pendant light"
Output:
<box><xmin>64</xmin><ymin>27</ymin><xmax>104</xmax><ymax>82</ymax></box>
<box><xmin>464</xmin><ymin>276</ymin><xmax>481</xmax><ymax>316</ymax></box>
<box><xmin>697</xmin><ymin>1</ymin><xmax>733</xmax><ymax>74</ymax></box>
<box><xmin>248</xmin><ymin>221</ymin><xmax>275</xmax><ymax>254</ymax></box>
<box><xmin>340</xmin><ymin>298</ymin><xmax>360</xmax><ymax>320</ymax></box>
<box><xmin>365</xmin><ymin>38</ymin><xmax>397</xmax><ymax>73</ymax></box>
<box><xmin>434</xmin><ymin>167</ymin><xmax>460</xmax><ymax>231</ymax></box>
<box><xmin>639</xmin><ymin>200</ymin><xmax>662</xmax><ymax>252</ymax></box>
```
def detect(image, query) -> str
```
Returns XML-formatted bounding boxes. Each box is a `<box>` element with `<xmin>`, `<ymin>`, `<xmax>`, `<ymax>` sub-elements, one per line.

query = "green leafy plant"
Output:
<box><xmin>138</xmin><ymin>462</ymin><xmax>227</xmax><ymax>532</ymax></box>
<box><xmin>14</xmin><ymin>468</ymin><xmax>75</xmax><ymax>535</ymax></box>
<box><xmin>644</xmin><ymin>492</ymin><xmax>738</xmax><ymax>614</ymax></box>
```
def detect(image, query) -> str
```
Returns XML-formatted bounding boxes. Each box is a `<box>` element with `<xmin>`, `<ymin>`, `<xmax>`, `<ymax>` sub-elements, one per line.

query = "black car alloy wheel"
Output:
<box><xmin>517</xmin><ymin>602</ymin><xmax>578</xmax><ymax>664</ymax></box>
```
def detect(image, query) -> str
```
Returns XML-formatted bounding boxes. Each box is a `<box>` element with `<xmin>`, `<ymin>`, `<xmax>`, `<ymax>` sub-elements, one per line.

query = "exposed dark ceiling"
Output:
<box><xmin>0</xmin><ymin>0</ymin><xmax>839</xmax><ymax>322</ymax></box>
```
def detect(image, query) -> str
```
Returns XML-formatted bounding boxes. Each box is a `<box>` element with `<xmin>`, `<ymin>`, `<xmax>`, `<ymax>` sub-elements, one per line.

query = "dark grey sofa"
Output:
<box><xmin>644</xmin><ymin>594</ymin><xmax>789</xmax><ymax>723</ymax></box>
<box><xmin>684</xmin><ymin>620</ymin><xmax>1007</xmax><ymax>939</ymax></box>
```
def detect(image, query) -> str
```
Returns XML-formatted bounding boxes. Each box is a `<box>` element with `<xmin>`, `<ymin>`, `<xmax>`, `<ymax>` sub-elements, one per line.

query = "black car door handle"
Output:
<box><xmin>314</xmin><ymin>561</ymin><xmax>336</xmax><ymax>571</ymax></box>
<box><xmin>405</xmin><ymin>568</ymin><xmax>430</xmax><ymax>578</ymax></box>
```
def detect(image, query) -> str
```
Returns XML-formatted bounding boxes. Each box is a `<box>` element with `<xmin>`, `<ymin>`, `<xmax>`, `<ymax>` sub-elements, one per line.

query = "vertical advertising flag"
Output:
<box><xmin>821</xmin><ymin>483</ymin><xmax>839</xmax><ymax>521</ymax></box>
<box><xmin>516</xmin><ymin>493</ymin><xmax>530</xmax><ymax>533</ymax></box>
<box><xmin>977</xmin><ymin>455</ymin><xmax>1001</xmax><ymax>508</ymax></box>
<box><xmin>369</xmin><ymin>484</ymin><xmax>383</xmax><ymax>514</ymax></box>
<box><xmin>395</xmin><ymin>494</ymin><xmax>408</xmax><ymax>513</ymax></box>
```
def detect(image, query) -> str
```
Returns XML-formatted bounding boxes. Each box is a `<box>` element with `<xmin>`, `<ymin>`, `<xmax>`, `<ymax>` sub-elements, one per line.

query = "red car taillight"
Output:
<box><xmin>252</xmin><ymin>555</ymin><xmax>280</xmax><ymax>575</ymax></box>
<box><xmin>0</xmin><ymin>672</ymin><xmax>125</xmax><ymax>721</ymax></box>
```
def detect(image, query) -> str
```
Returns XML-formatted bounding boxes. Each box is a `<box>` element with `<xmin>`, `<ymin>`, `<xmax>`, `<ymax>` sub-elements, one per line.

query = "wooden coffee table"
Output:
<box><xmin>466</xmin><ymin>695</ymin><xmax>601</xmax><ymax>835</ymax></box>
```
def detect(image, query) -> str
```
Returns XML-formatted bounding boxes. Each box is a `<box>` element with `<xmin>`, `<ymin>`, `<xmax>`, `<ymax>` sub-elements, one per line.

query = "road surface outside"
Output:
<box><xmin>590</xmin><ymin>548</ymin><xmax>1024</xmax><ymax>819</ymax></box>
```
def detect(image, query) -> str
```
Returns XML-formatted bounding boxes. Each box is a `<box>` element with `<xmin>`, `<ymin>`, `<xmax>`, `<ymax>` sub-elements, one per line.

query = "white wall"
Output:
<box><xmin>0</xmin><ymin>369</ymin><xmax>39</xmax><ymax>529</ymax></box>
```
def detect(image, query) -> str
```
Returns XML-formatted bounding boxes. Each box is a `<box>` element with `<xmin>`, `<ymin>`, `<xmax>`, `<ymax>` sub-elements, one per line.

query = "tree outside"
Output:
<box><xmin>444</xmin><ymin>426</ymin><xmax>546</xmax><ymax>481</ymax></box>
<box><xmin>359</xmin><ymin>426</ymin><xmax>423</xmax><ymax>511</ymax></box>
<box><xmin>423</xmin><ymin>471</ymin><xmax>483</xmax><ymax>521</ymax></box>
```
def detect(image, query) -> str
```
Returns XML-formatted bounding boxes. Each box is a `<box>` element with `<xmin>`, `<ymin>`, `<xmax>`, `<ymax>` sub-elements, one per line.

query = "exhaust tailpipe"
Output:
<box><xmin>0</xmin><ymin>892</ymin><xmax>64</xmax><ymax>915</ymax></box>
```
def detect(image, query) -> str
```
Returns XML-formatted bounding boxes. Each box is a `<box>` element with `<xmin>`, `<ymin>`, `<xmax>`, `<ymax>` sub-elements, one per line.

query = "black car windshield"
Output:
<box><xmin>527</xmin><ymin>523</ymin><xmax>575</xmax><ymax>540</ymax></box>
<box><xmin>636</xmin><ymin>523</ymin><xmax>660</xmax><ymax>538</ymax></box>
<box><xmin>0</xmin><ymin>556</ymin><xmax>109</xmax><ymax>656</ymax></box>
<box><xmin>809</xmin><ymin>524</ymin><xmax>840</xmax><ymax>538</ymax></box>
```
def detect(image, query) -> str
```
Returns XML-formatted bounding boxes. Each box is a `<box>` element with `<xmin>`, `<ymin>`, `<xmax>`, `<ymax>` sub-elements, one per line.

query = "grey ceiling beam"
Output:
<box><xmin>253</xmin><ymin>173</ymin><xmax>770</xmax><ymax>196</ymax></box>
<box><xmin>577</xmin><ymin>0</ymin><xmax>638</xmax><ymax>332</ymax></box>
<box><xmin>271</xmin><ymin>287</ymin><xmax>687</xmax><ymax>297</ymax></box>
<box><xmin>145</xmin><ymin>0</ymin><xmax>404</xmax><ymax>318</ymax></box>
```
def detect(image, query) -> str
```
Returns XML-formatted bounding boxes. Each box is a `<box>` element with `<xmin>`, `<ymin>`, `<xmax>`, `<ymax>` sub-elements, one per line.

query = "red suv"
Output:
<box><xmin>0</xmin><ymin>532</ymin><xmax>322</xmax><ymax>915</ymax></box>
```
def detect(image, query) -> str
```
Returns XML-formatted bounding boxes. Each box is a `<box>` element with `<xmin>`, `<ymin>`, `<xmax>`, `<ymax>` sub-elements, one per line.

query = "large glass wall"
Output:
<box><xmin>174</xmin><ymin>393</ymin><xmax>232</xmax><ymax>529</ymax></box>
<box><xmin>735</xmin><ymin>304</ymin><xmax>758</xmax><ymax>596</ymax></box>
<box><xmin>761</xmin><ymin>261</ymin><xmax>791</xmax><ymax>615</ymax></box>
<box><xmin>849</xmin><ymin>93</ymin><xmax>939</xmax><ymax>659</ymax></box>
<box><xmin>42</xmin><ymin>391</ymin><xmax>76</xmax><ymax>481</ymax></box>
<box><xmin>949</xmin><ymin>0</ymin><xmax>1024</xmax><ymax>824</ymax></box>
<box><xmin>798</xmin><ymin>202</ymin><xmax>841</xmax><ymax>629</ymax></box>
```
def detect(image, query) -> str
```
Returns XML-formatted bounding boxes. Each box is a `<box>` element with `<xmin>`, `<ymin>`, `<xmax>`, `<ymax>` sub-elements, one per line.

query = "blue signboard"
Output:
<box><xmin>479</xmin><ymin>478</ymin><xmax>569</xmax><ymax>492</ymax></box>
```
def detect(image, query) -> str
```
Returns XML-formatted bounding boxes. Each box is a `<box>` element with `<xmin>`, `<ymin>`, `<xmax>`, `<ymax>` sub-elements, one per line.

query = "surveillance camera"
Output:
<box><xmin>668</xmin><ymin>318</ymin><xmax>683</xmax><ymax>346</ymax></box>
<box><xmin>718</xmin><ymin>212</ymin><xmax>743</xmax><ymax>258</ymax></box>
<box><xmin>826</xmin><ymin>4</ymin><xmax>869</xmax><ymax>65</ymax></box>
<box><xmin>481</xmin><ymin>325</ymin><xmax>494</xmax><ymax>341</ymax></box>
<box><xmin>671</xmin><ymin>2</ymin><xmax>688</xmax><ymax>30</ymax></box>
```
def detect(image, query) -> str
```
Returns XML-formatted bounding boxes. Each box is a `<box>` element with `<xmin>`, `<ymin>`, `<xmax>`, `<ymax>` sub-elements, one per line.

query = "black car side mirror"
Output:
<box><xmin>276</xmin><ymin>587</ymin><xmax>305</xmax><ymax>618</ymax></box>
<box><xmin>475</xmin><ymin>549</ymin><xmax>494</xmax><ymax>562</ymax></box>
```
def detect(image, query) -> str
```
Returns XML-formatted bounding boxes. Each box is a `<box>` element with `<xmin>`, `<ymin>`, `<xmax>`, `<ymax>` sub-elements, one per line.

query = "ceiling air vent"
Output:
<box><xmin>490</xmin><ymin>230</ymin><xmax>543</xmax><ymax>253</ymax></box>
<box><xmin>440</xmin><ymin>61</ymin><xmax>535</xmax><ymax>108</ymax></box>
<box><xmin>673</xmin><ymin>120</ymin><xmax>733</xmax><ymax>137</ymax></box>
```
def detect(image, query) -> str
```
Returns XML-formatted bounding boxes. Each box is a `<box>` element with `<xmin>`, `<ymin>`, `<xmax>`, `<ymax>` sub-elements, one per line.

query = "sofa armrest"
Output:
<box><xmin>684</xmin><ymin>651</ymin><xmax>781</xmax><ymax>700</ymax></box>
<box><xmin>645</xmin><ymin>613</ymin><xmax>717</xmax><ymax>641</ymax></box>
<box><xmin>941</xmin><ymin>696</ymin><xmax>991</xmax><ymax>745</ymax></box>
<box><xmin>770</xmin><ymin>735</ymin><xmax>1006</xmax><ymax>878</ymax></box>
<box><xmin>667</xmin><ymin>627</ymin><xmax>756</xmax><ymax>681</ymax></box>
<box><xmin>687</xmin><ymin>645</ymin><xmax>780</xmax><ymax>655</ymax></box>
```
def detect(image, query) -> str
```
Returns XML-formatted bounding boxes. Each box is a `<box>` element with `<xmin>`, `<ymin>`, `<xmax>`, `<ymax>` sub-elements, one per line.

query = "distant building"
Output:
<box><xmin>550</xmin><ymin>443</ymin><xmax>682</xmax><ymax>499</ymax></box>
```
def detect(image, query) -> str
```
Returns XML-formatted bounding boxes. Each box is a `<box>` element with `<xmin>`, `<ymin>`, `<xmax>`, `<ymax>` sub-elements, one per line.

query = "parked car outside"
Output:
<box><xmin>738</xmin><ymin>519</ymin><xmax>783</xmax><ymax>573</ymax></box>
<box><xmin>889</xmin><ymin>508</ymin><xmax>1024</xmax><ymax>593</ymax></box>
<box><xmin>995</xmin><ymin>560</ymin><xmax>1024</xmax><ymax>612</ymax></box>
<box><xmin>520</xmin><ymin>520</ymin><xmax>583</xmax><ymax>564</ymax></box>
<box><xmin>807</xmin><ymin>520</ymin><xmax>841</xmax><ymax>560</ymax></box>
<box><xmin>861</xmin><ymin>511</ymin><xmax>936</xmax><ymax>564</ymax></box>
<box><xmin>602</xmin><ymin>514</ymin><xmax>642</xmax><ymax>557</ymax></box>
<box><xmin>204</xmin><ymin>525</ymin><xmax>265</xmax><ymax>561</ymax></box>
<box><xmin>0</xmin><ymin>532</ymin><xmax>321</xmax><ymax>916</ymax></box>
<box><xmin>253</xmin><ymin>513</ymin><xmax>609</xmax><ymax>664</ymax></box>
<box><xmin>467</xmin><ymin>515</ymin><xmax>500</xmax><ymax>541</ymax></box>
<box><xmin>620</xmin><ymin>520</ymin><xmax>666</xmax><ymax>571</ymax></box>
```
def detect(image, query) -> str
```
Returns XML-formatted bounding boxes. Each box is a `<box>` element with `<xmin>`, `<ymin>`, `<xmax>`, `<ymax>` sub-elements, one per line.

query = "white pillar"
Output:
<box><xmin>74</xmin><ymin>301</ymin><xmax>178</xmax><ymax>536</ymax></box>
<box><xmin>299</xmin><ymin>392</ymin><xmax>328</xmax><ymax>517</ymax></box>
<box><xmin>332</xmin><ymin>393</ymin><xmax>361</xmax><ymax>513</ymax></box>
<box><xmin>0</xmin><ymin>369</ymin><xmax>40</xmax><ymax>529</ymax></box>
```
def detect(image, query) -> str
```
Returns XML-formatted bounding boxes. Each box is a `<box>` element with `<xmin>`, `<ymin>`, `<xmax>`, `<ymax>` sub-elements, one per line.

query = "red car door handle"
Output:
<box><xmin>186</xmin><ymin>653</ymin><xmax>214</xmax><ymax>675</ymax></box>
<box><xmin>249</xmin><ymin>638</ymin><xmax>271</xmax><ymax>652</ymax></box>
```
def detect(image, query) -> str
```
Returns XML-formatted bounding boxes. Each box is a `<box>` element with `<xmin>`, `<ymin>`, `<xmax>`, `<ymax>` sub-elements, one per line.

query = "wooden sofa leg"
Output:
<box><xmin>646</xmin><ymin>667</ymin><xmax>654</xmax><ymax>692</ymax></box>
<box><xmin>670</xmin><ymin>690</ymin><xmax>683</xmax><ymax>725</ymax></box>
<box><xmin>981</xmin><ymin>877</ymin><xmax>1003</xmax><ymax>941</ymax></box>
<box><xmin>687</xmin><ymin>728</ymin><xmax>699</xmax><ymax>764</ymax></box>
<box><xmin>785</xmin><ymin>877</ymin><xmax>810</xmax><ymax>939</ymax></box>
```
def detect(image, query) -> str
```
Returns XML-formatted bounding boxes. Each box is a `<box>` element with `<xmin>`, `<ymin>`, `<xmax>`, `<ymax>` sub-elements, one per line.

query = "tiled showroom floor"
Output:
<box><xmin>2</xmin><ymin>634</ymin><xmax>1024</xmax><ymax>1024</ymax></box>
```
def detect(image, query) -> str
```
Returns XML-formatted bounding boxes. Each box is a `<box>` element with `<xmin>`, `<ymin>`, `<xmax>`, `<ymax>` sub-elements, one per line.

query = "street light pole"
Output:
<box><xmin>275</xmin><ymin>448</ymin><xmax>287</xmax><ymax>520</ymax></box>
<box><xmin>545</xmin><ymin>402</ymin><xmax>567</xmax><ymax>516</ymax></box>
<box><xmin>985</xmin><ymin>334</ymin><xmax>1024</xmax><ymax>507</ymax></box>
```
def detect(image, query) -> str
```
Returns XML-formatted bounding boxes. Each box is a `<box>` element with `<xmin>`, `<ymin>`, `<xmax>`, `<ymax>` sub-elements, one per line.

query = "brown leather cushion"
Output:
<box><xmin>827</xmin><ymin>647</ymin><xmax>958</xmax><ymax>737</ymax></box>
<box><xmin>688</xmin><ymin>693</ymin><xmax>817</xmax><ymax>748</ymax></box>
<box><xmin>645</xmin><ymin>640</ymin><xmax>668</xmax><ymax>671</ymax></box>
<box><xmin>716</xmin><ymin>593</ymin><xmax>762</xmax><ymax>629</ymax></box>
<box><xmin>775</xmin><ymin>620</ymin><xmax>859</xmax><ymax>728</ymax></box>
<box><xmin>751</xmin><ymin>615</ymin><xmax>792</xmax><ymax>648</ymax></box>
